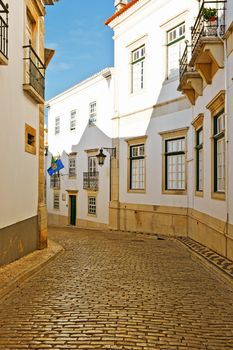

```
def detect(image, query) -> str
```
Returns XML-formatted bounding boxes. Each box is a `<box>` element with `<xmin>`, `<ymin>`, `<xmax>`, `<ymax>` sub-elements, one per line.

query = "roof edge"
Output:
<box><xmin>105</xmin><ymin>0</ymin><xmax>139</xmax><ymax>26</ymax></box>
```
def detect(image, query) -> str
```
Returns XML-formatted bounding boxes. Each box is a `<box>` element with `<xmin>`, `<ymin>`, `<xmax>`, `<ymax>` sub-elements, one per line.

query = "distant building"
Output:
<box><xmin>46</xmin><ymin>68</ymin><xmax>114</xmax><ymax>229</ymax></box>
<box><xmin>105</xmin><ymin>0</ymin><xmax>233</xmax><ymax>260</ymax></box>
<box><xmin>0</xmin><ymin>0</ymin><xmax>58</xmax><ymax>266</ymax></box>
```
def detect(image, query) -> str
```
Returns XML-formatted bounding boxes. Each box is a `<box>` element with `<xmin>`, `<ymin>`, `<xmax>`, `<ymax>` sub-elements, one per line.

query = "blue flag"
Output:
<box><xmin>47</xmin><ymin>158</ymin><xmax>64</xmax><ymax>176</ymax></box>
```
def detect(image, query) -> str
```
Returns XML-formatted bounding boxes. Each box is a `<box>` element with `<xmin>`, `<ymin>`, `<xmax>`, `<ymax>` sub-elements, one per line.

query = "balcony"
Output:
<box><xmin>178</xmin><ymin>44</ymin><xmax>203</xmax><ymax>105</ymax></box>
<box><xmin>178</xmin><ymin>1</ymin><xmax>226</xmax><ymax>104</ymax></box>
<box><xmin>83</xmin><ymin>172</ymin><xmax>99</xmax><ymax>191</ymax></box>
<box><xmin>23</xmin><ymin>44</ymin><xmax>45</xmax><ymax>104</ymax></box>
<box><xmin>0</xmin><ymin>0</ymin><xmax>8</xmax><ymax>65</ymax></box>
<box><xmin>50</xmin><ymin>173</ymin><xmax>60</xmax><ymax>189</ymax></box>
<box><xmin>190</xmin><ymin>1</ymin><xmax>226</xmax><ymax>83</ymax></box>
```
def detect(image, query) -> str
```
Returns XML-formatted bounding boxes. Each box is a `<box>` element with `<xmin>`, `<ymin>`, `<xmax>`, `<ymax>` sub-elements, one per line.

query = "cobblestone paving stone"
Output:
<box><xmin>0</xmin><ymin>227</ymin><xmax>233</xmax><ymax>350</ymax></box>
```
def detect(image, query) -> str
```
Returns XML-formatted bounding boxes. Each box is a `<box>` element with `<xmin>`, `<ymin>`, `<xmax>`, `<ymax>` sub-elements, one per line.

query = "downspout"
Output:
<box><xmin>217</xmin><ymin>21</ymin><xmax>228</xmax><ymax>257</ymax></box>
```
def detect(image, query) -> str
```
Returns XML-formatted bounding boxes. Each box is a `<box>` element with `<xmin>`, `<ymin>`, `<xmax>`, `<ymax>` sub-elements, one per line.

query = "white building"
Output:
<box><xmin>46</xmin><ymin>68</ymin><xmax>114</xmax><ymax>229</ymax></box>
<box><xmin>105</xmin><ymin>0</ymin><xmax>233</xmax><ymax>260</ymax></box>
<box><xmin>0</xmin><ymin>0</ymin><xmax>58</xmax><ymax>266</ymax></box>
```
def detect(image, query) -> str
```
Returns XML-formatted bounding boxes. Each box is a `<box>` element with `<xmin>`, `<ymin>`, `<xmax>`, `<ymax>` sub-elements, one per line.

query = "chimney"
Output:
<box><xmin>114</xmin><ymin>0</ymin><xmax>128</xmax><ymax>11</ymax></box>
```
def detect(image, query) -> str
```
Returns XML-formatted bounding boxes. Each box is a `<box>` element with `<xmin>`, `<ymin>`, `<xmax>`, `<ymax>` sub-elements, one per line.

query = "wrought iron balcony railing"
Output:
<box><xmin>83</xmin><ymin>172</ymin><xmax>99</xmax><ymax>191</ymax></box>
<box><xmin>191</xmin><ymin>0</ymin><xmax>226</xmax><ymax>54</ymax></box>
<box><xmin>23</xmin><ymin>44</ymin><xmax>45</xmax><ymax>100</ymax></box>
<box><xmin>0</xmin><ymin>0</ymin><xmax>8</xmax><ymax>61</ymax></box>
<box><xmin>50</xmin><ymin>173</ymin><xmax>60</xmax><ymax>189</ymax></box>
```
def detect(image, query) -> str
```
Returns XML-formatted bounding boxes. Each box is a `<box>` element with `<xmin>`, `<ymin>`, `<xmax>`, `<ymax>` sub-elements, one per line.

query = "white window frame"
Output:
<box><xmin>165</xmin><ymin>137</ymin><xmax>186</xmax><ymax>190</ymax></box>
<box><xmin>196</xmin><ymin>127</ymin><xmax>203</xmax><ymax>192</ymax></box>
<box><xmin>131</xmin><ymin>45</ymin><xmax>145</xmax><ymax>93</ymax></box>
<box><xmin>167</xmin><ymin>22</ymin><xmax>185</xmax><ymax>79</ymax></box>
<box><xmin>88</xmin><ymin>196</ymin><xmax>96</xmax><ymax>215</ymax></box>
<box><xmin>70</xmin><ymin>110</ymin><xmax>77</xmax><ymax>131</ymax></box>
<box><xmin>213</xmin><ymin>110</ymin><xmax>225</xmax><ymax>193</ymax></box>
<box><xmin>55</xmin><ymin>116</ymin><xmax>60</xmax><ymax>135</ymax></box>
<box><xmin>89</xmin><ymin>101</ymin><xmax>97</xmax><ymax>126</ymax></box>
<box><xmin>88</xmin><ymin>156</ymin><xmax>97</xmax><ymax>174</ymax></box>
<box><xmin>130</xmin><ymin>144</ymin><xmax>145</xmax><ymax>190</ymax></box>
<box><xmin>53</xmin><ymin>191</ymin><xmax>60</xmax><ymax>210</ymax></box>
<box><xmin>69</xmin><ymin>156</ymin><xmax>76</xmax><ymax>177</ymax></box>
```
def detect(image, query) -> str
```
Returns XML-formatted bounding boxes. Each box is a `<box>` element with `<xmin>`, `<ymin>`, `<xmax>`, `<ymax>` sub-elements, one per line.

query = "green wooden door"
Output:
<box><xmin>70</xmin><ymin>195</ymin><xmax>76</xmax><ymax>226</ymax></box>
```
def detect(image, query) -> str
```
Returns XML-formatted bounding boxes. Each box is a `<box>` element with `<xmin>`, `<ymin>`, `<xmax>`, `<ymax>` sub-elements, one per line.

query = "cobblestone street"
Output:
<box><xmin>0</xmin><ymin>227</ymin><xmax>233</xmax><ymax>350</ymax></box>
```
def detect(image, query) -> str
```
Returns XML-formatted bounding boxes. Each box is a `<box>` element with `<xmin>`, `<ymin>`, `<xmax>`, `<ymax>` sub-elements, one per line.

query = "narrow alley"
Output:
<box><xmin>0</xmin><ymin>227</ymin><xmax>232</xmax><ymax>350</ymax></box>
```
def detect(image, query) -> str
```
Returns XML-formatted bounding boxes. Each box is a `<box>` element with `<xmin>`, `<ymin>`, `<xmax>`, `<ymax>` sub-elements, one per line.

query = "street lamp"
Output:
<box><xmin>96</xmin><ymin>147</ymin><xmax>117</xmax><ymax>201</ymax></box>
<box><xmin>96</xmin><ymin>148</ymin><xmax>107</xmax><ymax>166</ymax></box>
<box><xmin>96</xmin><ymin>147</ymin><xmax>116</xmax><ymax>166</ymax></box>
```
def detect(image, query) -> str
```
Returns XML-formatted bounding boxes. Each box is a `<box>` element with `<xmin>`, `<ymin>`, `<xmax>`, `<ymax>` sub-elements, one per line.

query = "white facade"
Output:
<box><xmin>106</xmin><ymin>0</ymin><xmax>233</xmax><ymax>259</ymax></box>
<box><xmin>46</xmin><ymin>68</ymin><xmax>114</xmax><ymax>228</ymax></box>
<box><xmin>0</xmin><ymin>0</ymin><xmax>57</xmax><ymax>266</ymax></box>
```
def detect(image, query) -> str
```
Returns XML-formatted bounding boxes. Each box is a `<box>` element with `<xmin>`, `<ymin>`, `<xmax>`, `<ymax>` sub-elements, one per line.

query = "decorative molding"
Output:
<box><xmin>192</xmin><ymin>113</ymin><xmax>204</xmax><ymax>130</ymax></box>
<box><xmin>206</xmin><ymin>90</ymin><xmax>225</xmax><ymax>115</ymax></box>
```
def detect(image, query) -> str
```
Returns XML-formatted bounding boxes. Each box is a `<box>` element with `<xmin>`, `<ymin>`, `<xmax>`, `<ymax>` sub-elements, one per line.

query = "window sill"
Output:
<box><xmin>211</xmin><ymin>192</ymin><xmax>225</xmax><ymax>201</ymax></box>
<box><xmin>127</xmin><ymin>189</ymin><xmax>146</xmax><ymax>194</ymax></box>
<box><xmin>162</xmin><ymin>189</ymin><xmax>187</xmax><ymax>195</ymax></box>
<box><xmin>0</xmin><ymin>52</ymin><xmax>8</xmax><ymax>65</ymax></box>
<box><xmin>69</xmin><ymin>175</ymin><xmax>77</xmax><ymax>180</ymax></box>
<box><xmin>195</xmin><ymin>191</ymin><xmax>204</xmax><ymax>197</ymax></box>
<box><xmin>87</xmin><ymin>213</ymin><xmax>97</xmax><ymax>218</ymax></box>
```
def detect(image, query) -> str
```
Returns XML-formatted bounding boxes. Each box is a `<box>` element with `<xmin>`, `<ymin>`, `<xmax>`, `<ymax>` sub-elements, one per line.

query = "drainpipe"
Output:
<box><xmin>217</xmin><ymin>23</ymin><xmax>228</xmax><ymax>257</ymax></box>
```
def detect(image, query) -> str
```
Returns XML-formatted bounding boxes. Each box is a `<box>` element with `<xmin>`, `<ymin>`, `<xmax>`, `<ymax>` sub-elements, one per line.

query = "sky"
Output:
<box><xmin>45</xmin><ymin>0</ymin><xmax>115</xmax><ymax>101</ymax></box>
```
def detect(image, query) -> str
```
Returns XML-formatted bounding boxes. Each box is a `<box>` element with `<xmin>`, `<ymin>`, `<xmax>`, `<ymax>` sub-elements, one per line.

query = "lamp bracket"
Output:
<box><xmin>103</xmin><ymin>147</ymin><xmax>116</xmax><ymax>158</ymax></box>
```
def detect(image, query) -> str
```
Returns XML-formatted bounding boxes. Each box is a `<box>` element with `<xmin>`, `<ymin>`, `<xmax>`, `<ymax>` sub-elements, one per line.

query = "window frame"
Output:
<box><xmin>160</xmin><ymin>128</ymin><xmax>188</xmax><ymax>195</ymax></box>
<box><xmin>165</xmin><ymin>137</ymin><xmax>186</xmax><ymax>191</ymax></box>
<box><xmin>53</xmin><ymin>191</ymin><xmax>60</xmax><ymax>210</ymax></box>
<box><xmin>55</xmin><ymin>116</ymin><xmax>60</xmax><ymax>135</ymax></box>
<box><xmin>125</xmin><ymin>136</ymin><xmax>147</xmax><ymax>193</ymax></box>
<box><xmin>25</xmin><ymin>123</ymin><xmax>36</xmax><ymax>155</ymax></box>
<box><xmin>206</xmin><ymin>90</ymin><xmax>225</xmax><ymax>201</ymax></box>
<box><xmin>89</xmin><ymin>101</ymin><xmax>97</xmax><ymax>126</ymax></box>
<box><xmin>213</xmin><ymin>109</ymin><xmax>225</xmax><ymax>194</ymax></box>
<box><xmin>70</xmin><ymin>110</ymin><xmax>77</xmax><ymax>131</ymax></box>
<box><xmin>69</xmin><ymin>155</ymin><xmax>76</xmax><ymax>178</ymax></box>
<box><xmin>195</xmin><ymin>127</ymin><xmax>204</xmax><ymax>193</ymax></box>
<box><xmin>167</xmin><ymin>22</ymin><xmax>185</xmax><ymax>79</ymax></box>
<box><xmin>88</xmin><ymin>195</ymin><xmax>97</xmax><ymax>216</ymax></box>
<box><xmin>131</xmin><ymin>45</ymin><xmax>145</xmax><ymax>94</ymax></box>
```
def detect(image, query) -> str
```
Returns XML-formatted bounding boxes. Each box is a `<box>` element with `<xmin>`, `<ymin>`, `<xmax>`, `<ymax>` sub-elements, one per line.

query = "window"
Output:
<box><xmin>25</xmin><ymin>123</ymin><xmax>36</xmax><ymax>155</ymax></box>
<box><xmin>70</xmin><ymin>110</ymin><xmax>76</xmax><ymax>131</ymax></box>
<box><xmin>165</xmin><ymin>138</ymin><xmax>185</xmax><ymax>190</ymax></box>
<box><xmin>167</xmin><ymin>23</ymin><xmax>185</xmax><ymax>78</ymax></box>
<box><xmin>213</xmin><ymin>110</ymin><xmax>225</xmax><ymax>193</ymax></box>
<box><xmin>130</xmin><ymin>144</ymin><xmax>145</xmax><ymax>190</ymax></box>
<box><xmin>50</xmin><ymin>173</ymin><xmax>60</xmax><ymax>189</ymax></box>
<box><xmin>89</xmin><ymin>101</ymin><xmax>97</xmax><ymax>126</ymax></box>
<box><xmin>196</xmin><ymin>127</ymin><xmax>203</xmax><ymax>192</ymax></box>
<box><xmin>69</xmin><ymin>156</ymin><xmax>76</xmax><ymax>177</ymax></box>
<box><xmin>53</xmin><ymin>192</ymin><xmax>60</xmax><ymax>210</ymax></box>
<box><xmin>55</xmin><ymin>117</ymin><xmax>60</xmax><ymax>135</ymax></box>
<box><xmin>88</xmin><ymin>196</ymin><xmax>96</xmax><ymax>215</ymax></box>
<box><xmin>206</xmin><ymin>91</ymin><xmax>225</xmax><ymax>200</ymax></box>
<box><xmin>131</xmin><ymin>45</ymin><xmax>145</xmax><ymax>93</ymax></box>
<box><xmin>88</xmin><ymin>156</ymin><xmax>97</xmax><ymax>174</ymax></box>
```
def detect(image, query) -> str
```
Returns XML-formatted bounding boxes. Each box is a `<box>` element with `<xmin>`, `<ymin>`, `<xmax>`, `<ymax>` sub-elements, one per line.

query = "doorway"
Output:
<box><xmin>69</xmin><ymin>195</ymin><xmax>76</xmax><ymax>226</ymax></box>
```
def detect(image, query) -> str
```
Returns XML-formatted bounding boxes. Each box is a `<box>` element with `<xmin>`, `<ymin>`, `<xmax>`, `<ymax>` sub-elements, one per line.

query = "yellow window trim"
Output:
<box><xmin>25</xmin><ymin>123</ymin><xmax>36</xmax><ymax>155</ymax></box>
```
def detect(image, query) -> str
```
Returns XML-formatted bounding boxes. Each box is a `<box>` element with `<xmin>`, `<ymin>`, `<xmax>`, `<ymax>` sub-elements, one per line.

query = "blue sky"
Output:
<box><xmin>45</xmin><ymin>0</ymin><xmax>115</xmax><ymax>100</ymax></box>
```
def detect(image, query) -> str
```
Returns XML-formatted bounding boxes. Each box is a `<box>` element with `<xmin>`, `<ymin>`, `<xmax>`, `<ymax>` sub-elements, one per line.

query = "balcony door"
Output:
<box><xmin>88</xmin><ymin>156</ymin><xmax>97</xmax><ymax>174</ymax></box>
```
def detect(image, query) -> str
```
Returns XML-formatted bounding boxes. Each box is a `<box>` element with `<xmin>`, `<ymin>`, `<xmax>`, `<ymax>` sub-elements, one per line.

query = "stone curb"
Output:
<box><xmin>176</xmin><ymin>236</ymin><xmax>233</xmax><ymax>288</ymax></box>
<box><xmin>0</xmin><ymin>239</ymin><xmax>64</xmax><ymax>302</ymax></box>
